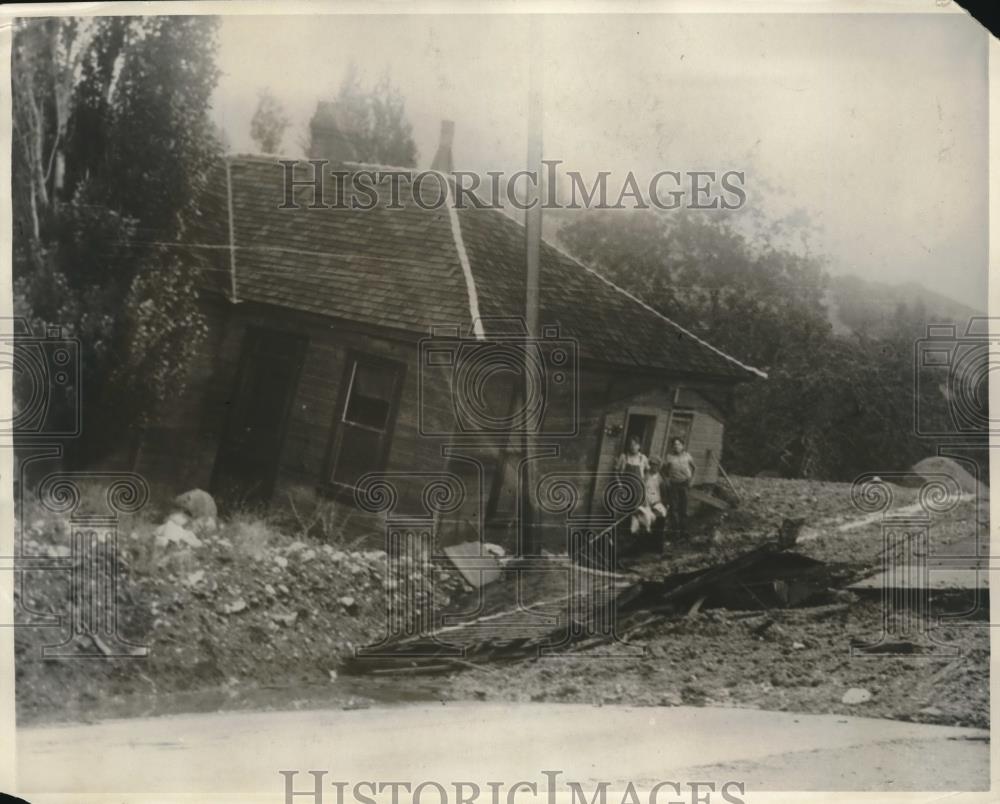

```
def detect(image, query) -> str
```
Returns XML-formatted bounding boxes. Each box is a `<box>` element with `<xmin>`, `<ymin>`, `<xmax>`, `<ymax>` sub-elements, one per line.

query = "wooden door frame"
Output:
<box><xmin>622</xmin><ymin>405</ymin><xmax>663</xmax><ymax>456</ymax></box>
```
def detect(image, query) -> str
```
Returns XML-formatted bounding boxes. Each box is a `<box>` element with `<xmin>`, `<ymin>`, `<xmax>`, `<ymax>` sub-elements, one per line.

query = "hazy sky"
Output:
<box><xmin>212</xmin><ymin>12</ymin><xmax>988</xmax><ymax>309</ymax></box>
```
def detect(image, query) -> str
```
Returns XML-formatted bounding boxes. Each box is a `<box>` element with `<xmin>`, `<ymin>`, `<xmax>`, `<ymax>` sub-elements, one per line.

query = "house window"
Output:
<box><xmin>667</xmin><ymin>409</ymin><xmax>695</xmax><ymax>449</ymax></box>
<box><xmin>328</xmin><ymin>354</ymin><xmax>405</xmax><ymax>490</ymax></box>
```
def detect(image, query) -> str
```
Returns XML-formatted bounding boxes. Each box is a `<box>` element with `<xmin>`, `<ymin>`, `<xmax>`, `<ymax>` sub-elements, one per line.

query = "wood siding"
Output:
<box><xmin>138</xmin><ymin>298</ymin><xmax>736</xmax><ymax>549</ymax></box>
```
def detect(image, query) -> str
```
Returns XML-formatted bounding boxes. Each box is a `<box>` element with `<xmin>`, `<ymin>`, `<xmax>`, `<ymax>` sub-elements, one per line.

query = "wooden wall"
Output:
<box><xmin>482</xmin><ymin>361</ymin><xmax>735</xmax><ymax>551</ymax></box>
<box><xmin>137</xmin><ymin>297</ymin><xmax>455</xmax><ymax>532</ymax></box>
<box><xmin>138</xmin><ymin>297</ymin><xmax>739</xmax><ymax>551</ymax></box>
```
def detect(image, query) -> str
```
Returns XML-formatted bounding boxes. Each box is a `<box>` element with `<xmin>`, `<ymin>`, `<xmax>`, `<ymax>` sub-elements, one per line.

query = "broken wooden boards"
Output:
<box><xmin>343</xmin><ymin>518</ymin><xmax>848</xmax><ymax>673</ymax></box>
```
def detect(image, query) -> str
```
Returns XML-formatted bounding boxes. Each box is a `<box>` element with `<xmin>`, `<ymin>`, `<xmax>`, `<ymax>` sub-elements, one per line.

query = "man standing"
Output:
<box><xmin>664</xmin><ymin>437</ymin><xmax>697</xmax><ymax>539</ymax></box>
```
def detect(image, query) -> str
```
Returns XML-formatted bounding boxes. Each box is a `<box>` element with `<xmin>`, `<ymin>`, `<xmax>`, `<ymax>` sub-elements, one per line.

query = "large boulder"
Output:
<box><xmin>910</xmin><ymin>456</ymin><xmax>986</xmax><ymax>498</ymax></box>
<box><xmin>174</xmin><ymin>488</ymin><xmax>219</xmax><ymax>535</ymax></box>
<box><xmin>174</xmin><ymin>488</ymin><xmax>218</xmax><ymax>519</ymax></box>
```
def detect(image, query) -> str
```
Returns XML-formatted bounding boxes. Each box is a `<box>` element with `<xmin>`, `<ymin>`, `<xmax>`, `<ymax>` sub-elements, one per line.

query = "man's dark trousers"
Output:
<box><xmin>667</xmin><ymin>481</ymin><xmax>690</xmax><ymax>537</ymax></box>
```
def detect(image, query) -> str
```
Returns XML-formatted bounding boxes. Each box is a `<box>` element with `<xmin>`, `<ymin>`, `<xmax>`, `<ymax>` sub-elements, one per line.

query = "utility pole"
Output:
<box><xmin>521</xmin><ymin>18</ymin><xmax>543</xmax><ymax>556</ymax></box>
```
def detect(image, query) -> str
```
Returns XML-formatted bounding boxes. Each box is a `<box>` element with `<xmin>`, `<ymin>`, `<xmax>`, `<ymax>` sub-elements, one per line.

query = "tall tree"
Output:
<box><xmin>559</xmin><ymin>208</ymin><xmax>946</xmax><ymax>480</ymax></box>
<box><xmin>12</xmin><ymin>16</ymin><xmax>222</xmax><ymax>462</ymax></box>
<box><xmin>561</xmin><ymin>209</ymin><xmax>831</xmax><ymax>373</ymax></box>
<box><xmin>249</xmin><ymin>88</ymin><xmax>290</xmax><ymax>154</ymax></box>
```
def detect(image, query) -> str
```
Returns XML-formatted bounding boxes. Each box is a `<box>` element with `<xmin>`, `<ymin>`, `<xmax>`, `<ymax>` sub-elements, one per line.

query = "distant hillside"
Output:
<box><xmin>826</xmin><ymin>274</ymin><xmax>983</xmax><ymax>338</ymax></box>
<box><xmin>546</xmin><ymin>209</ymin><xmax>982</xmax><ymax>340</ymax></box>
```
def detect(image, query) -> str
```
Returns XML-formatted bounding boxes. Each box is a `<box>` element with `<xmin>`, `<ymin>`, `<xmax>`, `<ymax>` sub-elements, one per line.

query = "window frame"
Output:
<box><xmin>666</xmin><ymin>407</ymin><xmax>696</xmax><ymax>450</ymax></box>
<box><xmin>323</xmin><ymin>350</ymin><xmax>407</xmax><ymax>497</ymax></box>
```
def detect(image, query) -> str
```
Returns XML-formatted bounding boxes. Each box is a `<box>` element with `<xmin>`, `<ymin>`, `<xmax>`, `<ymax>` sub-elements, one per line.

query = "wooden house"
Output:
<box><xmin>139</xmin><ymin>125</ymin><xmax>764</xmax><ymax>549</ymax></box>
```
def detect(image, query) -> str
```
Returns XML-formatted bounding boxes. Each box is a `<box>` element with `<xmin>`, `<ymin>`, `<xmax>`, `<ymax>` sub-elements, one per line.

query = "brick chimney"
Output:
<box><xmin>430</xmin><ymin>120</ymin><xmax>455</xmax><ymax>173</ymax></box>
<box><xmin>308</xmin><ymin>101</ymin><xmax>357</xmax><ymax>162</ymax></box>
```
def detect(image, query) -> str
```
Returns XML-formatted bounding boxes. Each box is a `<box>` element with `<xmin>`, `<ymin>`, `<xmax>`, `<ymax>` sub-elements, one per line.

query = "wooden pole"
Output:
<box><xmin>521</xmin><ymin>19</ymin><xmax>543</xmax><ymax>555</ymax></box>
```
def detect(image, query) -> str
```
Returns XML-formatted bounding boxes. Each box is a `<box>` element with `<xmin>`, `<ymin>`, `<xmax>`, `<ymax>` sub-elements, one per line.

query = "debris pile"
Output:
<box><xmin>14</xmin><ymin>473</ymin><xmax>989</xmax><ymax>730</ymax></box>
<box><xmin>344</xmin><ymin>517</ymin><xmax>852</xmax><ymax>673</ymax></box>
<box><xmin>14</xmin><ymin>491</ymin><xmax>466</xmax><ymax>721</ymax></box>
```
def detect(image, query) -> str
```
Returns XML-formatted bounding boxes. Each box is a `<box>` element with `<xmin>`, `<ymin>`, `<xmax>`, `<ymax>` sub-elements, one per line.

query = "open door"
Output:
<box><xmin>212</xmin><ymin>327</ymin><xmax>307</xmax><ymax>505</ymax></box>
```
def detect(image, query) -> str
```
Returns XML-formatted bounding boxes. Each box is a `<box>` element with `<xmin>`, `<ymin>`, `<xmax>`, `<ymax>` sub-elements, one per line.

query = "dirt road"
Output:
<box><xmin>16</xmin><ymin>702</ymin><xmax>988</xmax><ymax>801</ymax></box>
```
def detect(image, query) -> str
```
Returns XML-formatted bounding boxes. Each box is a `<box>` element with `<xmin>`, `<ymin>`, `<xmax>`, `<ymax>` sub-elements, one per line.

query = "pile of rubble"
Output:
<box><xmin>15</xmin><ymin>489</ymin><xmax>467</xmax><ymax>721</ymax></box>
<box><xmin>15</xmin><ymin>466</ymin><xmax>989</xmax><ymax>729</ymax></box>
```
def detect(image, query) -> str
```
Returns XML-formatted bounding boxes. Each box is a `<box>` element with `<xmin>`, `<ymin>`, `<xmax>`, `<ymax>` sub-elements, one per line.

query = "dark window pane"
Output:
<box><xmin>345</xmin><ymin>394</ymin><xmax>391</xmax><ymax>429</ymax></box>
<box><xmin>667</xmin><ymin>411</ymin><xmax>694</xmax><ymax>448</ymax></box>
<box><xmin>344</xmin><ymin>361</ymin><xmax>396</xmax><ymax>429</ymax></box>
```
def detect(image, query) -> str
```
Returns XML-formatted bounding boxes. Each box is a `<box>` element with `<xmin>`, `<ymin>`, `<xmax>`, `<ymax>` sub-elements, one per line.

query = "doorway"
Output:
<box><xmin>623</xmin><ymin>412</ymin><xmax>656</xmax><ymax>457</ymax></box>
<box><xmin>212</xmin><ymin>327</ymin><xmax>307</xmax><ymax>505</ymax></box>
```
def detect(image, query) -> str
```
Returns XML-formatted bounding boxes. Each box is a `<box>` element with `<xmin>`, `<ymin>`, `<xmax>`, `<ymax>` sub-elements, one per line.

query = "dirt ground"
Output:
<box><xmin>437</xmin><ymin>475</ymin><xmax>989</xmax><ymax>728</ymax></box>
<box><xmin>441</xmin><ymin>598</ymin><xmax>988</xmax><ymax>728</ymax></box>
<box><xmin>14</xmin><ymin>475</ymin><xmax>989</xmax><ymax>730</ymax></box>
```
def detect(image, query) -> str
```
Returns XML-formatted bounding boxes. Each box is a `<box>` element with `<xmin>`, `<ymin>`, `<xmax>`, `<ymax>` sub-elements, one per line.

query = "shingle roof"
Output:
<box><xmin>184</xmin><ymin>155</ymin><xmax>763</xmax><ymax>381</ymax></box>
<box><xmin>187</xmin><ymin>157</ymin><xmax>470</xmax><ymax>332</ymax></box>
<box><xmin>457</xmin><ymin>205</ymin><xmax>765</xmax><ymax>379</ymax></box>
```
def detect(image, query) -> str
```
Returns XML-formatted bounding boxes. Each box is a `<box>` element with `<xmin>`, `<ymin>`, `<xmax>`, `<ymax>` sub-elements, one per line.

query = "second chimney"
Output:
<box><xmin>430</xmin><ymin>120</ymin><xmax>455</xmax><ymax>173</ymax></box>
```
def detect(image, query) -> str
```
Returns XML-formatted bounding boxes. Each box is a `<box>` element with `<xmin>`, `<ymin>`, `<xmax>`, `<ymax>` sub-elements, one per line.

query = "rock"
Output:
<box><xmin>271</xmin><ymin>611</ymin><xmax>298</xmax><ymax>626</ymax></box>
<box><xmin>274</xmin><ymin>556</ymin><xmax>289</xmax><ymax>569</ymax></box>
<box><xmin>154</xmin><ymin>519</ymin><xmax>202</xmax><ymax>549</ymax></box>
<box><xmin>328</xmin><ymin>670</ymin><xmax>338</xmax><ymax>683</ymax></box>
<box><xmin>191</xmin><ymin>516</ymin><xmax>218</xmax><ymax>536</ymax></box>
<box><xmin>841</xmin><ymin>687</ymin><xmax>872</xmax><ymax>705</ymax></box>
<box><xmin>174</xmin><ymin>489</ymin><xmax>218</xmax><ymax>520</ymax></box>
<box><xmin>184</xmin><ymin>570</ymin><xmax>206</xmax><ymax>587</ymax></box>
<box><xmin>658</xmin><ymin>691</ymin><xmax>683</xmax><ymax>706</ymax></box>
<box><xmin>920</xmin><ymin>706</ymin><xmax>943</xmax><ymax>716</ymax></box>
<box><xmin>797</xmin><ymin>526</ymin><xmax>821</xmax><ymax>543</ymax></box>
<box><xmin>910</xmin><ymin>456</ymin><xmax>984</xmax><ymax>497</ymax></box>
<box><xmin>220</xmin><ymin>599</ymin><xmax>248</xmax><ymax>615</ymax></box>
<box><xmin>338</xmin><ymin>595</ymin><xmax>357</xmax><ymax>612</ymax></box>
<box><xmin>829</xmin><ymin>589</ymin><xmax>859</xmax><ymax>605</ymax></box>
<box><xmin>792</xmin><ymin>641</ymin><xmax>806</xmax><ymax>650</ymax></box>
<box><xmin>762</xmin><ymin>623</ymin><xmax>786</xmax><ymax>642</ymax></box>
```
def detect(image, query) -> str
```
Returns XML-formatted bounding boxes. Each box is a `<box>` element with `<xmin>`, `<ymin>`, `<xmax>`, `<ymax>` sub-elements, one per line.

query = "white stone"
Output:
<box><xmin>154</xmin><ymin>519</ymin><xmax>202</xmax><ymax>549</ymax></box>
<box><xmin>842</xmin><ymin>688</ymin><xmax>872</xmax><ymax>705</ymax></box>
